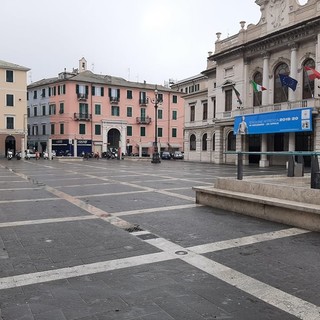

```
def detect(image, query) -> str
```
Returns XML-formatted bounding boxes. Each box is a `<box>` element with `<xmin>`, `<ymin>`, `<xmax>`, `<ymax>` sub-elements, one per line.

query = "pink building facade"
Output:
<box><xmin>27</xmin><ymin>58</ymin><xmax>184</xmax><ymax>157</ymax></box>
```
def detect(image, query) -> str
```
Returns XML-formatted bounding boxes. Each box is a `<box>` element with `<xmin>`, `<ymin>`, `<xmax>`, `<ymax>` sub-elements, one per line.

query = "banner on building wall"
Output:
<box><xmin>234</xmin><ymin>108</ymin><xmax>313</xmax><ymax>135</ymax></box>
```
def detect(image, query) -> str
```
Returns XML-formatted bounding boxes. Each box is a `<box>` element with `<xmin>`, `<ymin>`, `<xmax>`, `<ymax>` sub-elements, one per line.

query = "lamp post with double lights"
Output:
<box><xmin>151</xmin><ymin>88</ymin><xmax>161</xmax><ymax>163</ymax></box>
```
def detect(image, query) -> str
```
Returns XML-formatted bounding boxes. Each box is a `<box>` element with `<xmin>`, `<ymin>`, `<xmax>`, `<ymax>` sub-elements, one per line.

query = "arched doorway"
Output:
<box><xmin>5</xmin><ymin>136</ymin><xmax>16</xmax><ymax>156</ymax></box>
<box><xmin>107</xmin><ymin>128</ymin><xmax>120</xmax><ymax>149</ymax></box>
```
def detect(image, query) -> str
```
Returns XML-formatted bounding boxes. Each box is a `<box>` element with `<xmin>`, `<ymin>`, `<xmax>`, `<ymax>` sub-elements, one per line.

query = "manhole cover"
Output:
<box><xmin>175</xmin><ymin>250</ymin><xmax>188</xmax><ymax>255</ymax></box>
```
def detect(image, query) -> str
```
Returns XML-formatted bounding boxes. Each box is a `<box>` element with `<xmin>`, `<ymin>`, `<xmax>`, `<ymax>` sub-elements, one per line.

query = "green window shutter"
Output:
<box><xmin>117</xmin><ymin>89</ymin><xmax>120</xmax><ymax>98</ymax></box>
<box><xmin>127</xmin><ymin>126</ymin><xmax>132</xmax><ymax>136</ymax></box>
<box><xmin>101</xmin><ymin>87</ymin><xmax>104</xmax><ymax>96</ymax></box>
<box><xmin>76</xmin><ymin>85</ymin><xmax>79</xmax><ymax>94</ymax></box>
<box><xmin>92</xmin><ymin>86</ymin><xmax>95</xmax><ymax>96</ymax></box>
<box><xmin>108</xmin><ymin>88</ymin><xmax>111</xmax><ymax>97</ymax></box>
<box><xmin>85</xmin><ymin>86</ymin><xmax>89</xmax><ymax>95</ymax></box>
<box><xmin>58</xmin><ymin>86</ymin><xmax>60</xmax><ymax>95</ymax></box>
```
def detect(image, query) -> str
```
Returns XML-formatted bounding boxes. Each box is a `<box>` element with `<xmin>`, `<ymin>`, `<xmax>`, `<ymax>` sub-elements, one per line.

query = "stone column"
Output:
<box><xmin>288</xmin><ymin>132</ymin><xmax>295</xmax><ymax>151</ymax></box>
<box><xmin>214</xmin><ymin>126</ymin><xmax>223</xmax><ymax>164</ymax></box>
<box><xmin>289</xmin><ymin>43</ymin><xmax>298</xmax><ymax>102</ymax></box>
<box><xmin>259</xmin><ymin>134</ymin><xmax>269</xmax><ymax>167</ymax></box>
<box><xmin>262</xmin><ymin>52</ymin><xmax>270</xmax><ymax>105</ymax></box>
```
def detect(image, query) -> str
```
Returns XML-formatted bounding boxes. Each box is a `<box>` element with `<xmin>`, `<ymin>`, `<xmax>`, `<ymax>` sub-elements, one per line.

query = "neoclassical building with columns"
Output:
<box><xmin>173</xmin><ymin>0</ymin><xmax>320</xmax><ymax>167</ymax></box>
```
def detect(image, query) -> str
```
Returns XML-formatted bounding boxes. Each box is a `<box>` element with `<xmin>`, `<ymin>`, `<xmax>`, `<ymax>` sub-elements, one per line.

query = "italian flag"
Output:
<box><xmin>304</xmin><ymin>66</ymin><xmax>320</xmax><ymax>81</ymax></box>
<box><xmin>251</xmin><ymin>80</ymin><xmax>267</xmax><ymax>92</ymax></box>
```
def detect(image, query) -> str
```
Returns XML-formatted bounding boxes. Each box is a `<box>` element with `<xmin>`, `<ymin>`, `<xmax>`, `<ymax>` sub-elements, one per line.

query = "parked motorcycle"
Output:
<box><xmin>7</xmin><ymin>150</ymin><xmax>13</xmax><ymax>160</ymax></box>
<box><xmin>15</xmin><ymin>151</ymin><xmax>22</xmax><ymax>160</ymax></box>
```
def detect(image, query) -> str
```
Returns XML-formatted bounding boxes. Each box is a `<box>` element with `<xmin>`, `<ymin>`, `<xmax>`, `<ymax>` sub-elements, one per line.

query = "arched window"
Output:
<box><xmin>303</xmin><ymin>59</ymin><xmax>315</xmax><ymax>99</ymax></box>
<box><xmin>202</xmin><ymin>133</ymin><xmax>207</xmax><ymax>151</ymax></box>
<box><xmin>274</xmin><ymin>63</ymin><xmax>290</xmax><ymax>103</ymax></box>
<box><xmin>190</xmin><ymin>134</ymin><xmax>196</xmax><ymax>151</ymax></box>
<box><xmin>253</xmin><ymin>72</ymin><xmax>263</xmax><ymax>107</ymax></box>
<box><xmin>212</xmin><ymin>134</ymin><xmax>215</xmax><ymax>151</ymax></box>
<box><xmin>227</xmin><ymin>131</ymin><xmax>236</xmax><ymax>151</ymax></box>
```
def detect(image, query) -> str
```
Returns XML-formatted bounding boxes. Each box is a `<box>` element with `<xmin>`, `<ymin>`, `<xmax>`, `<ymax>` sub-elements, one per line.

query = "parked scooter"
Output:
<box><xmin>15</xmin><ymin>151</ymin><xmax>22</xmax><ymax>160</ymax></box>
<box><xmin>7</xmin><ymin>149</ymin><xmax>13</xmax><ymax>160</ymax></box>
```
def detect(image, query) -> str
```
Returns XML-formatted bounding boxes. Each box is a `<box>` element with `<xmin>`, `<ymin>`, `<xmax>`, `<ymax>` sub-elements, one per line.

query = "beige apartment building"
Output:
<box><xmin>173</xmin><ymin>0</ymin><xmax>320</xmax><ymax>167</ymax></box>
<box><xmin>0</xmin><ymin>60</ymin><xmax>30</xmax><ymax>157</ymax></box>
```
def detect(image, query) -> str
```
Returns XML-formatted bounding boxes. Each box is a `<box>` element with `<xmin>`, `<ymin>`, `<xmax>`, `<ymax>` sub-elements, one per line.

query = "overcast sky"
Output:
<box><xmin>2</xmin><ymin>0</ymin><xmax>308</xmax><ymax>86</ymax></box>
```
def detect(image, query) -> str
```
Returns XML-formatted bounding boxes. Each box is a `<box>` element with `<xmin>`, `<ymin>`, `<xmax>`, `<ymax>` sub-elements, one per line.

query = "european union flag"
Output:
<box><xmin>279</xmin><ymin>74</ymin><xmax>298</xmax><ymax>91</ymax></box>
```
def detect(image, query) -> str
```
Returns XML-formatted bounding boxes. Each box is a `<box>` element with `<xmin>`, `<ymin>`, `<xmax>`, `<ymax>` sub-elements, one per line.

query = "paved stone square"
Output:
<box><xmin>0</xmin><ymin>158</ymin><xmax>319</xmax><ymax>319</ymax></box>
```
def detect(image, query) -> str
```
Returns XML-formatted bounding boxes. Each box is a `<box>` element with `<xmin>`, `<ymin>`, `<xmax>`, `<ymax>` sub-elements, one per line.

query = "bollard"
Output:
<box><xmin>237</xmin><ymin>153</ymin><xmax>243</xmax><ymax>180</ymax></box>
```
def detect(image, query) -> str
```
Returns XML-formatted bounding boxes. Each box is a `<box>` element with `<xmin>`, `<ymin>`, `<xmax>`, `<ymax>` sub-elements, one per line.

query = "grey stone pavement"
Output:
<box><xmin>0</xmin><ymin>157</ymin><xmax>319</xmax><ymax>320</ymax></box>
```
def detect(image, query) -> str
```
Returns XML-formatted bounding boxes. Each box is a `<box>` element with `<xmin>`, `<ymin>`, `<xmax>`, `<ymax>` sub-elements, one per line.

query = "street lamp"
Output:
<box><xmin>151</xmin><ymin>88</ymin><xmax>161</xmax><ymax>163</ymax></box>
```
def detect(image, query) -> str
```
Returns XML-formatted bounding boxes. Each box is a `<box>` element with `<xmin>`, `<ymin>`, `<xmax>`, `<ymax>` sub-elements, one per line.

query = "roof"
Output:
<box><xmin>0</xmin><ymin>59</ymin><xmax>30</xmax><ymax>71</ymax></box>
<box><xmin>28</xmin><ymin>70</ymin><xmax>174</xmax><ymax>92</ymax></box>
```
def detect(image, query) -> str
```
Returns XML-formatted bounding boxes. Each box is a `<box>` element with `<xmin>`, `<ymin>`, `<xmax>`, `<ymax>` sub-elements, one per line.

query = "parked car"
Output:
<box><xmin>25</xmin><ymin>150</ymin><xmax>37</xmax><ymax>159</ymax></box>
<box><xmin>161</xmin><ymin>151</ymin><xmax>171</xmax><ymax>160</ymax></box>
<box><xmin>172</xmin><ymin>151</ymin><xmax>184</xmax><ymax>160</ymax></box>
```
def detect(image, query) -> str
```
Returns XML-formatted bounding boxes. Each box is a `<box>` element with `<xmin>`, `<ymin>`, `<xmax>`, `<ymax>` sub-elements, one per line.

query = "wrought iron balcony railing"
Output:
<box><xmin>74</xmin><ymin>113</ymin><xmax>92</xmax><ymax>121</ymax></box>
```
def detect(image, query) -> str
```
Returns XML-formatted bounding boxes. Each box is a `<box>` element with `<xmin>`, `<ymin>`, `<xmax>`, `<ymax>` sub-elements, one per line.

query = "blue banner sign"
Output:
<box><xmin>234</xmin><ymin>108</ymin><xmax>312</xmax><ymax>135</ymax></box>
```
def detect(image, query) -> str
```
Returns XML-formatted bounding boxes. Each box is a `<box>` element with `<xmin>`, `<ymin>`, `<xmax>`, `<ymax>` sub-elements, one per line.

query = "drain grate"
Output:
<box><xmin>125</xmin><ymin>224</ymin><xmax>144</xmax><ymax>233</ymax></box>
<box><xmin>137</xmin><ymin>233</ymin><xmax>159</xmax><ymax>240</ymax></box>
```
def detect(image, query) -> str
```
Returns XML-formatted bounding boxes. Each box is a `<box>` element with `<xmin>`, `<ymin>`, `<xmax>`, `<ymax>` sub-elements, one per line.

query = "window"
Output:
<box><xmin>157</xmin><ymin>93</ymin><xmax>163</xmax><ymax>102</ymax></box>
<box><xmin>140</xmin><ymin>108</ymin><xmax>146</xmax><ymax>121</ymax></box>
<box><xmin>92</xmin><ymin>86</ymin><xmax>104</xmax><ymax>97</ymax></box>
<box><xmin>109</xmin><ymin>88</ymin><xmax>120</xmax><ymax>102</ymax></box>
<box><xmin>6</xmin><ymin>70</ymin><xmax>13</xmax><ymax>83</ymax></box>
<box><xmin>158</xmin><ymin>127</ymin><xmax>163</xmax><ymax>137</ymax></box>
<box><xmin>42</xmin><ymin>124</ymin><xmax>46</xmax><ymax>135</ymax></box>
<box><xmin>95</xmin><ymin>124</ymin><xmax>101</xmax><ymax>135</ymax></box>
<box><xmin>27</xmin><ymin>125</ymin><xmax>30</xmax><ymax>136</ymax></box>
<box><xmin>95</xmin><ymin>104</ymin><xmax>101</xmax><ymax>115</ymax></box>
<box><xmin>213</xmin><ymin>97</ymin><xmax>216</xmax><ymax>118</ymax></box>
<box><xmin>60</xmin><ymin>123</ymin><xmax>64</xmax><ymax>134</ymax></box>
<box><xmin>127</xmin><ymin>126</ymin><xmax>132</xmax><ymax>136</ymax></box>
<box><xmin>32</xmin><ymin>125</ymin><xmax>38</xmax><ymax>135</ymax></box>
<box><xmin>212</xmin><ymin>134</ymin><xmax>215</xmax><ymax>151</ymax></box>
<box><xmin>27</xmin><ymin>108</ymin><xmax>30</xmax><ymax>117</ymax></box>
<box><xmin>34</xmin><ymin>107</ymin><xmax>37</xmax><ymax>117</ymax></box>
<box><xmin>58</xmin><ymin>84</ymin><xmax>66</xmax><ymax>95</ymax></box>
<box><xmin>49</xmin><ymin>104</ymin><xmax>56</xmax><ymax>115</ymax></box>
<box><xmin>49</xmin><ymin>86</ymin><xmax>57</xmax><ymax>96</ymax></box>
<box><xmin>79</xmin><ymin>103</ymin><xmax>88</xmax><ymax>116</ymax></box>
<box><xmin>303</xmin><ymin>58</ymin><xmax>316</xmax><ymax>100</ymax></box>
<box><xmin>51</xmin><ymin>123</ymin><xmax>55</xmax><ymax>135</ymax></box>
<box><xmin>202</xmin><ymin>133</ymin><xmax>207</xmax><ymax>151</ymax></box>
<box><xmin>127</xmin><ymin>107</ymin><xmax>132</xmax><ymax>117</ymax></box>
<box><xmin>140</xmin><ymin>127</ymin><xmax>146</xmax><ymax>136</ymax></box>
<box><xmin>112</xmin><ymin>106</ymin><xmax>120</xmax><ymax>116</ymax></box>
<box><xmin>172</xmin><ymin>128</ymin><xmax>177</xmax><ymax>138</ymax></box>
<box><xmin>6</xmin><ymin>117</ymin><xmax>14</xmax><ymax>129</ymax></box>
<box><xmin>139</xmin><ymin>91</ymin><xmax>147</xmax><ymax>104</ymax></box>
<box><xmin>42</xmin><ymin>105</ymin><xmax>46</xmax><ymax>116</ymax></box>
<box><xmin>33</xmin><ymin>91</ymin><xmax>37</xmax><ymax>99</ymax></box>
<box><xmin>253</xmin><ymin>72</ymin><xmax>263</xmax><ymax>107</ymax></box>
<box><xmin>6</xmin><ymin>94</ymin><xmax>14</xmax><ymax>106</ymax></box>
<box><xmin>127</xmin><ymin>90</ymin><xmax>133</xmax><ymax>99</ymax></box>
<box><xmin>59</xmin><ymin>103</ymin><xmax>64</xmax><ymax>114</ymax></box>
<box><xmin>76</xmin><ymin>84</ymin><xmax>88</xmax><ymax>96</ymax></box>
<box><xmin>158</xmin><ymin>109</ymin><xmax>163</xmax><ymax>119</ymax></box>
<box><xmin>172</xmin><ymin>95</ymin><xmax>178</xmax><ymax>103</ymax></box>
<box><xmin>202</xmin><ymin>102</ymin><xmax>208</xmax><ymax>120</ymax></box>
<box><xmin>190</xmin><ymin>105</ymin><xmax>195</xmax><ymax>122</ymax></box>
<box><xmin>41</xmin><ymin>88</ymin><xmax>46</xmax><ymax>98</ymax></box>
<box><xmin>274</xmin><ymin>63</ymin><xmax>290</xmax><ymax>103</ymax></box>
<box><xmin>172</xmin><ymin>110</ymin><xmax>177</xmax><ymax>120</ymax></box>
<box><xmin>227</xmin><ymin>131</ymin><xmax>236</xmax><ymax>151</ymax></box>
<box><xmin>79</xmin><ymin>123</ymin><xmax>86</xmax><ymax>134</ymax></box>
<box><xmin>190</xmin><ymin>134</ymin><xmax>196</xmax><ymax>151</ymax></box>
<box><xmin>225</xmin><ymin>89</ymin><xmax>232</xmax><ymax>111</ymax></box>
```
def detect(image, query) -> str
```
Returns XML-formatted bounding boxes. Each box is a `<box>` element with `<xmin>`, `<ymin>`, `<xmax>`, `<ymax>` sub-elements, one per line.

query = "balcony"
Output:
<box><xmin>109</xmin><ymin>97</ymin><xmax>120</xmax><ymax>103</ymax></box>
<box><xmin>139</xmin><ymin>98</ymin><xmax>148</xmax><ymax>105</ymax></box>
<box><xmin>219</xmin><ymin>98</ymin><xmax>320</xmax><ymax>119</ymax></box>
<box><xmin>136</xmin><ymin>116</ymin><xmax>151</xmax><ymax>124</ymax></box>
<box><xmin>74</xmin><ymin>113</ymin><xmax>92</xmax><ymax>121</ymax></box>
<box><xmin>77</xmin><ymin>93</ymin><xmax>88</xmax><ymax>101</ymax></box>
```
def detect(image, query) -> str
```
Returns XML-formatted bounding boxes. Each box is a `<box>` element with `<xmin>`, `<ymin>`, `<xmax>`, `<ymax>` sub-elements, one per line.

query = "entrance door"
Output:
<box><xmin>107</xmin><ymin>129</ymin><xmax>120</xmax><ymax>149</ymax></box>
<box><xmin>5</xmin><ymin>136</ymin><xmax>16</xmax><ymax>156</ymax></box>
<box><xmin>248</xmin><ymin>134</ymin><xmax>261</xmax><ymax>164</ymax></box>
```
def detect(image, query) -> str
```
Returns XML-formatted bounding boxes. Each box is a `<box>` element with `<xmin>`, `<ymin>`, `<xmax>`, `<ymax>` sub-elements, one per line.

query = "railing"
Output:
<box><xmin>74</xmin><ymin>113</ymin><xmax>92</xmax><ymax>121</ymax></box>
<box><xmin>109</xmin><ymin>97</ymin><xmax>120</xmax><ymax>103</ymax></box>
<box><xmin>139</xmin><ymin>98</ymin><xmax>148</xmax><ymax>105</ymax></box>
<box><xmin>77</xmin><ymin>93</ymin><xmax>88</xmax><ymax>101</ymax></box>
<box><xmin>136</xmin><ymin>116</ymin><xmax>151</xmax><ymax>124</ymax></box>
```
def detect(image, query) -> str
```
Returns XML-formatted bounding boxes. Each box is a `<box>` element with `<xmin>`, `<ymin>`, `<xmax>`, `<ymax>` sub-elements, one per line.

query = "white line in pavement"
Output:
<box><xmin>0</xmin><ymin>198</ymin><xmax>59</xmax><ymax>204</ymax></box>
<box><xmin>114</xmin><ymin>203</ymin><xmax>202</xmax><ymax>217</ymax></box>
<box><xmin>0</xmin><ymin>252</ymin><xmax>175</xmax><ymax>290</ymax></box>
<box><xmin>144</xmin><ymin>235</ymin><xmax>320</xmax><ymax>320</ymax></box>
<box><xmin>0</xmin><ymin>215</ymin><xmax>98</xmax><ymax>228</ymax></box>
<box><xmin>189</xmin><ymin>227</ymin><xmax>311</xmax><ymax>254</ymax></box>
<box><xmin>75</xmin><ymin>190</ymin><xmax>150</xmax><ymax>198</ymax></box>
